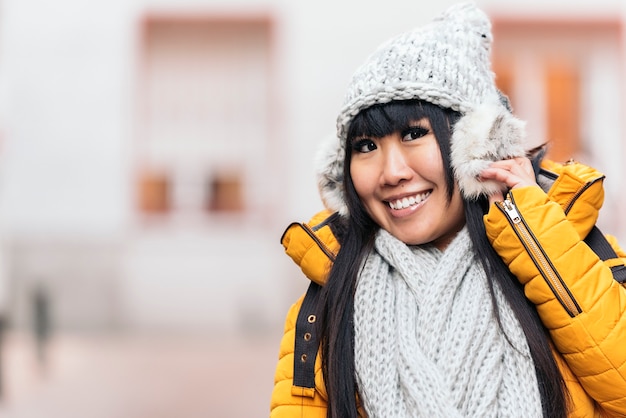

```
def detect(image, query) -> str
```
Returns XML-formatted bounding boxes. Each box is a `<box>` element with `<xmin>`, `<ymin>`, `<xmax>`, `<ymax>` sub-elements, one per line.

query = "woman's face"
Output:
<box><xmin>350</xmin><ymin>117</ymin><xmax>465</xmax><ymax>250</ymax></box>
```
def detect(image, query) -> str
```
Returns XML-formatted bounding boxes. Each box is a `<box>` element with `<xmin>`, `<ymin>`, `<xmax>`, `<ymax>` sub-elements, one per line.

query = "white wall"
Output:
<box><xmin>0</xmin><ymin>0</ymin><xmax>136</xmax><ymax>237</ymax></box>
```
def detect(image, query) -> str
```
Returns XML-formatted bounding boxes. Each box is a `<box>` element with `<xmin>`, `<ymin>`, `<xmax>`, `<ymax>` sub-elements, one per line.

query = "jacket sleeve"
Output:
<box><xmin>270</xmin><ymin>295</ymin><xmax>328</xmax><ymax>418</ymax></box>
<box><xmin>484</xmin><ymin>185</ymin><xmax>626</xmax><ymax>416</ymax></box>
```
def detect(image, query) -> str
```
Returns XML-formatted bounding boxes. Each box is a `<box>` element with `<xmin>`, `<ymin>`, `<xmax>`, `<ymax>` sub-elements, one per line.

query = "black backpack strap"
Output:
<box><xmin>584</xmin><ymin>225</ymin><xmax>626</xmax><ymax>284</ymax></box>
<box><xmin>293</xmin><ymin>281</ymin><xmax>322</xmax><ymax>390</ymax></box>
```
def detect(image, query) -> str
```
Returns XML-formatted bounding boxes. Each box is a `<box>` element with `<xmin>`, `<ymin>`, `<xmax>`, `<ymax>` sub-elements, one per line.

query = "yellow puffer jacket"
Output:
<box><xmin>270</xmin><ymin>160</ymin><xmax>626</xmax><ymax>418</ymax></box>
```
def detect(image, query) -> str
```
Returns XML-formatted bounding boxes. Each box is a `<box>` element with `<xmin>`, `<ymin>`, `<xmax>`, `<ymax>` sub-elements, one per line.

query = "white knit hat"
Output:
<box><xmin>317</xmin><ymin>2</ymin><xmax>527</xmax><ymax>216</ymax></box>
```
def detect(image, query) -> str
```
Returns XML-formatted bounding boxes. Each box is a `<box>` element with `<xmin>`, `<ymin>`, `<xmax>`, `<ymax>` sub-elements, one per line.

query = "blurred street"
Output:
<box><xmin>0</xmin><ymin>330</ymin><xmax>280</xmax><ymax>418</ymax></box>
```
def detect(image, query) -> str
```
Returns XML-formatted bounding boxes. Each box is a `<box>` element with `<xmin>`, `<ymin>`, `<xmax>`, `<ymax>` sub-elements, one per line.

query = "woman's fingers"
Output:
<box><xmin>480</xmin><ymin>157</ymin><xmax>538</xmax><ymax>202</ymax></box>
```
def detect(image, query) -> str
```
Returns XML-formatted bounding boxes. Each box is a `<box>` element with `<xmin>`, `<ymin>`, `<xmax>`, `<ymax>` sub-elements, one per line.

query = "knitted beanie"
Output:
<box><xmin>317</xmin><ymin>2</ymin><xmax>527</xmax><ymax>216</ymax></box>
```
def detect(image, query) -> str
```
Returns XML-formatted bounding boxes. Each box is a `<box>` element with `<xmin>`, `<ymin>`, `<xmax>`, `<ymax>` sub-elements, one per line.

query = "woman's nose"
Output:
<box><xmin>381</xmin><ymin>145</ymin><xmax>413</xmax><ymax>185</ymax></box>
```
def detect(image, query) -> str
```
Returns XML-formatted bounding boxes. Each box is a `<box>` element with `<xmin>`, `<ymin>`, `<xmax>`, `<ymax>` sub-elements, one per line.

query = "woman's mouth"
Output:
<box><xmin>387</xmin><ymin>191</ymin><xmax>431</xmax><ymax>210</ymax></box>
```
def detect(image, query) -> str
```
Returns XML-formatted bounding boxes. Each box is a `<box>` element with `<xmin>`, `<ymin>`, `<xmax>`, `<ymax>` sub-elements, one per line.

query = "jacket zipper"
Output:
<box><xmin>563</xmin><ymin>176</ymin><xmax>604</xmax><ymax>215</ymax></box>
<box><xmin>300</xmin><ymin>223</ymin><xmax>337</xmax><ymax>262</ymax></box>
<box><xmin>496</xmin><ymin>194</ymin><xmax>582</xmax><ymax>317</ymax></box>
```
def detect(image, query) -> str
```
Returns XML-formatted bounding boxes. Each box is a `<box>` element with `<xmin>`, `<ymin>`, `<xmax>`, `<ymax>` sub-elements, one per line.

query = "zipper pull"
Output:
<box><xmin>501</xmin><ymin>198</ymin><xmax>522</xmax><ymax>224</ymax></box>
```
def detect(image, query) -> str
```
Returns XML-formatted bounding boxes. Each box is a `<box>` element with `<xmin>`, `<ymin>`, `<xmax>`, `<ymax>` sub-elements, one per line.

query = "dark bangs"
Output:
<box><xmin>347</xmin><ymin>100</ymin><xmax>440</xmax><ymax>139</ymax></box>
<box><xmin>345</xmin><ymin>99</ymin><xmax>460</xmax><ymax>201</ymax></box>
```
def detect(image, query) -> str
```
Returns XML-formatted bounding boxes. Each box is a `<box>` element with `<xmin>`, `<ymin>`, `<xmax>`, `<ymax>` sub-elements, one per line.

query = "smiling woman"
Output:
<box><xmin>270</xmin><ymin>3</ymin><xmax>626</xmax><ymax>418</ymax></box>
<box><xmin>347</xmin><ymin>101</ymin><xmax>465</xmax><ymax>249</ymax></box>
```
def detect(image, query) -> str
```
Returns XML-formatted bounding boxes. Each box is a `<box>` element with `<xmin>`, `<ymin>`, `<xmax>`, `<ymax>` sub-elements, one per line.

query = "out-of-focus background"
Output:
<box><xmin>0</xmin><ymin>0</ymin><xmax>623</xmax><ymax>417</ymax></box>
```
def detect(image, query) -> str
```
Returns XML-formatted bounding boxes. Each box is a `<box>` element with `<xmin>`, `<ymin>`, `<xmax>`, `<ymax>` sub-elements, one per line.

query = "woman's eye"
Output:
<box><xmin>351</xmin><ymin>139</ymin><xmax>377</xmax><ymax>153</ymax></box>
<box><xmin>402</xmin><ymin>127</ymin><xmax>429</xmax><ymax>142</ymax></box>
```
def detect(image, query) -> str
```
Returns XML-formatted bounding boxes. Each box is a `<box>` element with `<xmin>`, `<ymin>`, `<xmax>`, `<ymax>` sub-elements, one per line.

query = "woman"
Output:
<box><xmin>270</xmin><ymin>3</ymin><xmax>626</xmax><ymax>417</ymax></box>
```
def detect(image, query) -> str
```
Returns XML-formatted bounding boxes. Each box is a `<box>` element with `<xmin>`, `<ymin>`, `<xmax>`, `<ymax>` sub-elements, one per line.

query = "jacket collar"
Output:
<box><xmin>538</xmin><ymin>159</ymin><xmax>605</xmax><ymax>240</ymax></box>
<box><xmin>281</xmin><ymin>210</ymin><xmax>339</xmax><ymax>286</ymax></box>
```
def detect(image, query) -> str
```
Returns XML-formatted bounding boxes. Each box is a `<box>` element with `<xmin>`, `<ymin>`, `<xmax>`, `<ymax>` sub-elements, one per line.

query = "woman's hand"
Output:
<box><xmin>479</xmin><ymin>157</ymin><xmax>538</xmax><ymax>205</ymax></box>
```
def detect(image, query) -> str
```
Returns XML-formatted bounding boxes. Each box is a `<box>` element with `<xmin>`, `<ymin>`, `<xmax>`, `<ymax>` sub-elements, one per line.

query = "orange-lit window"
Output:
<box><xmin>545</xmin><ymin>60</ymin><xmax>580</xmax><ymax>162</ymax></box>
<box><xmin>138</xmin><ymin>171</ymin><xmax>170</xmax><ymax>213</ymax></box>
<box><xmin>208</xmin><ymin>172</ymin><xmax>244</xmax><ymax>212</ymax></box>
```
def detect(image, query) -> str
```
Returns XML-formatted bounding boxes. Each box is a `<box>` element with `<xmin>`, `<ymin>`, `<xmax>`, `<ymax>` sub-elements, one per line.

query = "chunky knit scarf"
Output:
<box><xmin>353</xmin><ymin>227</ymin><xmax>542</xmax><ymax>417</ymax></box>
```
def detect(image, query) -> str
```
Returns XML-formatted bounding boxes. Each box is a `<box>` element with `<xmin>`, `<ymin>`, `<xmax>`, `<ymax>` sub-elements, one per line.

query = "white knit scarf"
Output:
<box><xmin>353</xmin><ymin>227</ymin><xmax>543</xmax><ymax>417</ymax></box>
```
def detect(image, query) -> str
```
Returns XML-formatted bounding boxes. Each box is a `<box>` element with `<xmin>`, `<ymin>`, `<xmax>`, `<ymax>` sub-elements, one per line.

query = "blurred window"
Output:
<box><xmin>492</xmin><ymin>18</ymin><xmax>621</xmax><ymax>163</ymax></box>
<box><xmin>208</xmin><ymin>172</ymin><xmax>244</xmax><ymax>212</ymax></box>
<box><xmin>138</xmin><ymin>171</ymin><xmax>170</xmax><ymax>213</ymax></box>
<box><xmin>546</xmin><ymin>60</ymin><xmax>580</xmax><ymax>162</ymax></box>
<box><xmin>135</xmin><ymin>15</ymin><xmax>272</xmax><ymax>219</ymax></box>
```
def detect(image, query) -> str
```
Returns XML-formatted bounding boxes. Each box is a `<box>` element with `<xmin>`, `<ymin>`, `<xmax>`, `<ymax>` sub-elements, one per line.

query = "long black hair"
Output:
<box><xmin>317</xmin><ymin>100</ymin><xmax>567</xmax><ymax>418</ymax></box>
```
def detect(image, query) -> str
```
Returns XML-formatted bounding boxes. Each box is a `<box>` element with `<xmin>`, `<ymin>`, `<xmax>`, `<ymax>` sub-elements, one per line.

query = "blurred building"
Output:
<box><xmin>0</xmin><ymin>0</ymin><xmax>624</xmax><ymax>416</ymax></box>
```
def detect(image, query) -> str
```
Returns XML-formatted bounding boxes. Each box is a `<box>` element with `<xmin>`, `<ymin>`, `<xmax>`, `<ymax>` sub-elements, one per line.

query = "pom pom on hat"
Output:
<box><xmin>317</xmin><ymin>2</ymin><xmax>527</xmax><ymax>215</ymax></box>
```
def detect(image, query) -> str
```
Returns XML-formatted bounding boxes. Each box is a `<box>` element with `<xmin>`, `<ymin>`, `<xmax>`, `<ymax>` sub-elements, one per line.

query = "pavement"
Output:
<box><xmin>0</xmin><ymin>330</ymin><xmax>281</xmax><ymax>418</ymax></box>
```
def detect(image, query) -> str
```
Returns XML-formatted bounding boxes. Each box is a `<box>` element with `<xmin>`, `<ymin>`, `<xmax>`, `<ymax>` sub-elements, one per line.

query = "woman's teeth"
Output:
<box><xmin>388</xmin><ymin>192</ymin><xmax>431</xmax><ymax>210</ymax></box>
